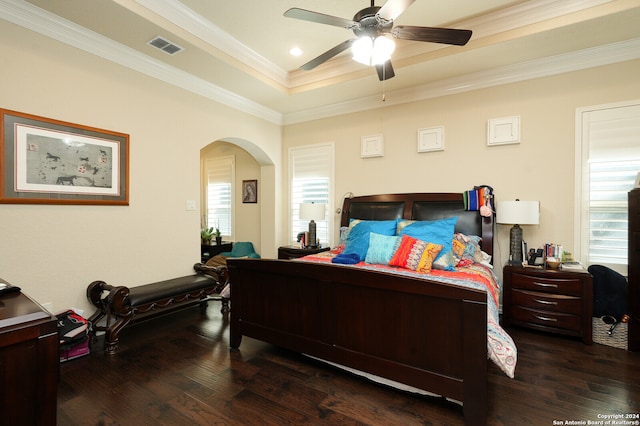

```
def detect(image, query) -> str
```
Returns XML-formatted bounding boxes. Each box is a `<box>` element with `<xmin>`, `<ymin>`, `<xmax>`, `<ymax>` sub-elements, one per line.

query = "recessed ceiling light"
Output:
<box><xmin>289</xmin><ymin>47</ymin><xmax>303</xmax><ymax>57</ymax></box>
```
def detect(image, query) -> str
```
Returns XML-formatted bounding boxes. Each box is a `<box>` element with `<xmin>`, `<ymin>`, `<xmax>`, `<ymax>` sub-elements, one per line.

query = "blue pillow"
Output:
<box><xmin>343</xmin><ymin>220</ymin><xmax>397</xmax><ymax>261</ymax></box>
<box><xmin>365</xmin><ymin>233</ymin><xmax>401</xmax><ymax>265</ymax></box>
<box><xmin>399</xmin><ymin>217</ymin><xmax>458</xmax><ymax>263</ymax></box>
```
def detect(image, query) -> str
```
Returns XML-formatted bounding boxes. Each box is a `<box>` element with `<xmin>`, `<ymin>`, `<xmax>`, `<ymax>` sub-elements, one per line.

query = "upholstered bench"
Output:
<box><xmin>87</xmin><ymin>271</ymin><xmax>225</xmax><ymax>354</ymax></box>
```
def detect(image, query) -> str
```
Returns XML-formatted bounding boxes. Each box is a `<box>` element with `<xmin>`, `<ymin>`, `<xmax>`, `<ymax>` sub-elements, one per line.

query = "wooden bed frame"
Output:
<box><xmin>227</xmin><ymin>193</ymin><xmax>494</xmax><ymax>425</ymax></box>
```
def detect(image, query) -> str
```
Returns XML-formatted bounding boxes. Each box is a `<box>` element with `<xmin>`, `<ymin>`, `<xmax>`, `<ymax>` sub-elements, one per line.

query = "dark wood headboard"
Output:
<box><xmin>340</xmin><ymin>193</ymin><xmax>494</xmax><ymax>258</ymax></box>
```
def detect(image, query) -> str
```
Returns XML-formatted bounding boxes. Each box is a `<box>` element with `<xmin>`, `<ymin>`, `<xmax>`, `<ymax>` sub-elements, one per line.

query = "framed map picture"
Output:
<box><xmin>0</xmin><ymin>109</ymin><xmax>129</xmax><ymax>205</ymax></box>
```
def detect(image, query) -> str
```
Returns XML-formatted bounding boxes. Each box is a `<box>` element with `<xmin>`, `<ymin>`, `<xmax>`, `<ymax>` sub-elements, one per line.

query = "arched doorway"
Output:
<box><xmin>201</xmin><ymin>137</ymin><xmax>279</xmax><ymax>258</ymax></box>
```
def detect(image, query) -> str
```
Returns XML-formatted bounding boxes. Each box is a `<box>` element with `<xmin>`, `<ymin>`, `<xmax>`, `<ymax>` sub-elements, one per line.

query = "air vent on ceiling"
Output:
<box><xmin>147</xmin><ymin>36</ymin><xmax>184</xmax><ymax>55</ymax></box>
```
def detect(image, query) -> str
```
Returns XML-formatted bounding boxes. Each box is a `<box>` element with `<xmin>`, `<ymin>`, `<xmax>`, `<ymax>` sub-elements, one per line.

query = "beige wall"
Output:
<box><xmin>283</xmin><ymin>59</ymin><xmax>640</xmax><ymax>273</ymax></box>
<box><xmin>0</xmin><ymin>21</ymin><xmax>280</xmax><ymax>314</ymax></box>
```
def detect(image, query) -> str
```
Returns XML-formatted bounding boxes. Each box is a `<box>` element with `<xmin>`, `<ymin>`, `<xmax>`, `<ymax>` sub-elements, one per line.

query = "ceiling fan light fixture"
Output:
<box><xmin>352</xmin><ymin>36</ymin><xmax>374</xmax><ymax>65</ymax></box>
<box><xmin>372</xmin><ymin>35</ymin><xmax>395</xmax><ymax>65</ymax></box>
<box><xmin>284</xmin><ymin>3</ymin><xmax>471</xmax><ymax>80</ymax></box>
<box><xmin>351</xmin><ymin>35</ymin><xmax>395</xmax><ymax>66</ymax></box>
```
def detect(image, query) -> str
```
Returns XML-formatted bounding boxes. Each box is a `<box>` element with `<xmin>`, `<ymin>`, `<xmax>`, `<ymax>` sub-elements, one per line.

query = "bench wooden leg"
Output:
<box><xmin>105</xmin><ymin>315</ymin><xmax>133</xmax><ymax>355</ymax></box>
<box><xmin>86</xmin><ymin>280</ymin><xmax>110</xmax><ymax>330</ymax></box>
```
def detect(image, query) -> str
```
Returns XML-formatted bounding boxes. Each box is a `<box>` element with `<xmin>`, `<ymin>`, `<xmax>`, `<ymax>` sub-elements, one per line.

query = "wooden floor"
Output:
<box><xmin>58</xmin><ymin>302</ymin><xmax>640</xmax><ymax>425</ymax></box>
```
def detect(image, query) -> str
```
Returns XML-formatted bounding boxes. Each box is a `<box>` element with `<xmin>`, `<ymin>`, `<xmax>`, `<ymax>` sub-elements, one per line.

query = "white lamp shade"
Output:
<box><xmin>496</xmin><ymin>200</ymin><xmax>540</xmax><ymax>225</ymax></box>
<box><xmin>300</xmin><ymin>203</ymin><xmax>326</xmax><ymax>220</ymax></box>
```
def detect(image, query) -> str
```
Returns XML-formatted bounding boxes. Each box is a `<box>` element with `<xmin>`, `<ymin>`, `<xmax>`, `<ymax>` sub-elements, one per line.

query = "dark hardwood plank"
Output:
<box><xmin>58</xmin><ymin>303</ymin><xmax>640</xmax><ymax>425</ymax></box>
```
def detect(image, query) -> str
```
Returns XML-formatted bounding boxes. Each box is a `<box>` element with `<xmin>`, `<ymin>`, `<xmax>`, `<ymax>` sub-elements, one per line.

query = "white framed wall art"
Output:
<box><xmin>417</xmin><ymin>126</ymin><xmax>445</xmax><ymax>152</ymax></box>
<box><xmin>487</xmin><ymin>116</ymin><xmax>520</xmax><ymax>146</ymax></box>
<box><xmin>361</xmin><ymin>134</ymin><xmax>384</xmax><ymax>158</ymax></box>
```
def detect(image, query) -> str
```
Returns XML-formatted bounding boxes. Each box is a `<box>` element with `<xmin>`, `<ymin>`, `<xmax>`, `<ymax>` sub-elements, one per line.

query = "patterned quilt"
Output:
<box><xmin>298</xmin><ymin>251</ymin><xmax>517</xmax><ymax>378</ymax></box>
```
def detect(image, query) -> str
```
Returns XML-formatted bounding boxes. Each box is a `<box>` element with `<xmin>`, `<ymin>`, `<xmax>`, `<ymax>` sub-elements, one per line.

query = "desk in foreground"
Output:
<box><xmin>0</xmin><ymin>278</ymin><xmax>58</xmax><ymax>425</ymax></box>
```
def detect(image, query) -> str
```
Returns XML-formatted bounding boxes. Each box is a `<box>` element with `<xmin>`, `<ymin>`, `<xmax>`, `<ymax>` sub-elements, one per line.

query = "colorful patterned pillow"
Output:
<box><xmin>389</xmin><ymin>235</ymin><xmax>443</xmax><ymax>272</ymax></box>
<box><xmin>457</xmin><ymin>234</ymin><xmax>483</xmax><ymax>261</ymax></box>
<box><xmin>398</xmin><ymin>217</ymin><xmax>457</xmax><ymax>262</ymax></box>
<box><xmin>433</xmin><ymin>237</ymin><xmax>466</xmax><ymax>270</ymax></box>
<box><xmin>433</xmin><ymin>233</ymin><xmax>486</xmax><ymax>269</ymax></box>
<box><xmin>343</xmin><ymin>220</ymin><xmax>398</xmax><ymax>261</ymax></box>
<box><xmin>365</xmin><ymin>233</ymin><xmax>401</xmax><ymax>265</ymax></box>
<box><xmin>452</xmin><ymin>233</ymin><xmax>486</xmax><ymax>266</ymax></box>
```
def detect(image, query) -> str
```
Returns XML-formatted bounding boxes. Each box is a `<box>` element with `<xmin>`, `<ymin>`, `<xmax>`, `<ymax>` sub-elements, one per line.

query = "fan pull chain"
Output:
<box><xmin>381</xmin><ymin>65</ymin><xmax>386</xmax><ymax>102</ymax></box>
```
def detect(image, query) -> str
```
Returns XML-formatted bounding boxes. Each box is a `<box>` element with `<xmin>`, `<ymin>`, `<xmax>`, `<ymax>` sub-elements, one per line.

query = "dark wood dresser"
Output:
<box><xmin>503</xmin><ymin>265</ymin><xmax>593</xmax><ymax>344</ymax></box>
<box><xmin>629</xmin><ymin>188</ymin><xmax>640</xmax><ymax>351</ymax></box>
<box><xmin>0</xmin><ymin>280</ymin><xmax>58</xmax><ymax>425</ymax></box>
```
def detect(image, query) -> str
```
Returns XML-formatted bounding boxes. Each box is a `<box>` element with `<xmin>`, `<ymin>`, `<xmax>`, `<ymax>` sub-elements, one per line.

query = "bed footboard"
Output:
<box><xmin>227</xmin><ymin>258</ymin><xmax>488</xmax><ymax>425</ymax></box>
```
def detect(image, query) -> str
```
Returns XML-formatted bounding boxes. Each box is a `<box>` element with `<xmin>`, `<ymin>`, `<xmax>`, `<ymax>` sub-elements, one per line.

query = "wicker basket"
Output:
<box><xmin>592</xmin><ymin>317</ymin><xmax>628</xmax><ymax>350</ymax></box>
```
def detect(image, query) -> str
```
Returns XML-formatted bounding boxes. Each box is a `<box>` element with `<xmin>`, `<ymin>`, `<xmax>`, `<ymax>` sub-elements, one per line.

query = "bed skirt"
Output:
<box><xmin>303</xmin><ymin>353</ymin><xmax>463</xmax><ymax>405</ymax></box>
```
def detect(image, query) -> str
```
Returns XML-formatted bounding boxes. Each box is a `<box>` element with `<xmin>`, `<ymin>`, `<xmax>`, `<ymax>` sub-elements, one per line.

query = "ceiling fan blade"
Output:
<box><xmin>284</xmin><ymin>8</ymin><xmax>357</xmax><ymax>29</ymax></box>
<box><xmin>391</xmin><ymin>26</ymin><xmax>472</xmax><ymax>46</ymax></box>
<box><xmin>377</xmin><ymin>0</ymin><xmax>415</xmax><ymax>21</ymax></box>
<box><xmin>300</xmin><ymin>39</ymin><xmax>356</xmax><ymax>70</ymax></box>
<box><xmin>375</xmin><ymin>60</ymin><xmax>395</xmax><ymax>81</ymax></box>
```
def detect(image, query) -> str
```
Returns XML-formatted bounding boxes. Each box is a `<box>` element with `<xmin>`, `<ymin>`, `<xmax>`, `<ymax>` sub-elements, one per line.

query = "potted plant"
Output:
<box><xmin>201</xmin><ymin>227</ymin><xmax>215</xmax><ymax>245</ymax></box>
<box><xmin>214</xmin><ymin>227</ymin><xmax>222</xmax><ymax>245</ymax></box>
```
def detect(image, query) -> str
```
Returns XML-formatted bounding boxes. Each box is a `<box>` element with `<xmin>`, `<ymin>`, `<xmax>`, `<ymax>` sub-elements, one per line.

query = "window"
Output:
<box><xmin>204</xmin><ymin>156</ymin><xmax>234</xmax><ymax>238</ymax></box>
<box><xmin>577</xmin><ymin>101</ymin><xmax>640</xmax><ymax>275</ymax></box>
<box><xmin>588</xmin><ymin>160</ymin><xmax>640</xmax><ymax>267</ymax></box>
<box><xmin>289</xmin><ymin>143</ymin><xmax>334</xmax><ymax>245</ymax></box>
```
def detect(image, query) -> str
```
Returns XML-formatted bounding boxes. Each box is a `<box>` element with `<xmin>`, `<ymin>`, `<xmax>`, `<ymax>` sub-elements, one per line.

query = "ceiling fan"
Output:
<box><xmin>284</xmin><ymin>0</ymin><xmax>472</xmax><ymax>81</ymax></box>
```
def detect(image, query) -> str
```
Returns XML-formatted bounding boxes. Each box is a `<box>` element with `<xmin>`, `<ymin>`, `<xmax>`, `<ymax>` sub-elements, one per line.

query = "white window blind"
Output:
<box><xmin>588</xmin><ymin>159</ymin><xmax>640</xmax><ymax>266</ymax></box>
<box><xmin>205</xmin><ymin>156</ymin><xmax>234</xmax><ymax>237</ymax></box>
<box><xmin>578</xmin><ymin>102</ymin><xmax>640</xmax><ymax>275</ymax></box>
<box><xmin>289</xmin><ymin>143</ymin><xmax>334</xmax><ymax>245</ymax></box>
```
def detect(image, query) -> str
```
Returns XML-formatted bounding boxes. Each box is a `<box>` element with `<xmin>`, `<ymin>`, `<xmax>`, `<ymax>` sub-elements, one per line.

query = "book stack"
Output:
<box><xmin>542</xmin><ymin>243</ymin><xmax>586</xmax><ymax>270</ymax></box>
<box><xmin>544</xmin><ymin>243</ymin><xmax>563</xmax><ymax>260</ymax></box>
<box><xmin>56</xmin><ymin>309</ymin><xmax>90</xmax><ymax>362</ymax></box>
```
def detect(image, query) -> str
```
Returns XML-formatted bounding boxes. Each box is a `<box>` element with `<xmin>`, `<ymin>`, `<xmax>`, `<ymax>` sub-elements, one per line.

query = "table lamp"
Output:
<box><xmin>299</xmin><ymin>202</ymin><xmax>326</xmax><ymax>248</ymax></box>
<box><xmin>496</xmin><ymin>200</ymin><xmax>540</xmax><ymax>265</ymax></box>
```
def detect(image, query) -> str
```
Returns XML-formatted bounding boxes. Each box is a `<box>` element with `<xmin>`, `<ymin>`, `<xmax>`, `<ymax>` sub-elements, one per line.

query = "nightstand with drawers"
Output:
<box><xmin>503</xmin><ymin>265</ymin><xmax>593</xmax><ymax>344</ymax></box>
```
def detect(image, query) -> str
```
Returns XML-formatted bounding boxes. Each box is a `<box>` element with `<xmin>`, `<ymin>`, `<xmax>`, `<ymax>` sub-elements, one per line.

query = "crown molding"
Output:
<box><xmin>282</xmin><ymin>37</ymin><xmax>640</xmax><ymax>125</ymax></box>
<box><xmin>0</xmin><ymin>0</ymin><xmax>283</xmax><ymax>124</ymax></box>
<box><xmin>130</xmin><ymin>0</ymin><xmax>620</xmax><ymax>91</ymax></box>
<box><xmin>2</xmin><ymin>0</ymin><xmax>638</xmax><ymax>126</ymax></box>
<box><xmin>132</xmin><ymin>0</ymin><xmax>289</xmax><ymax>86</ymax></box>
